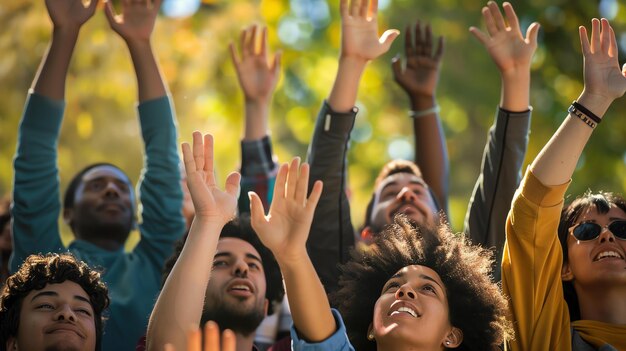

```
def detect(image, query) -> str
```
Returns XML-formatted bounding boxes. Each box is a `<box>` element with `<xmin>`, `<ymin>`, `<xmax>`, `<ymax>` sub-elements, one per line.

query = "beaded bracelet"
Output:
<box><xmin>568</xmin><ymin>103</ymin><xmax>599</xmax><ymax>129</ymax></box>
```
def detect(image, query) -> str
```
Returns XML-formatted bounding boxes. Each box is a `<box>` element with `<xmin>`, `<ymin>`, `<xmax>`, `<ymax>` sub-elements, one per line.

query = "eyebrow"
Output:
<box><xmin>214</xmin><ymin>252</ymin><xmax>263</xmax><ymax>264</ymax></box>
<box><xmin>31</xmin><ymin>291</ymin><xmax>92</xmax><ymax>305</ymax></box>
<box><xmin>380</xmin><ymin>179</ymin><xmax>427</xmax><ymax>193</ymax></box>
<box><xmin>388</xmin><ymin>272</ymin><xmax>445</xmax><ymax>290</ymax></box>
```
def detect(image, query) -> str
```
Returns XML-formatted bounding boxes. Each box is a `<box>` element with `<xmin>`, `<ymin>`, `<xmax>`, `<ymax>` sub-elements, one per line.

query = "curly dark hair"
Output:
<box><xmin>161</xmin><ymin>214</ymin><xmax>284</xmax><ymax>315</ymax></box>
<box><xmin>331</xmin><ymin>216</ymin><xmax>512</xmax><ymax>351</ymax></box>
<box><xmin>557</xmin><ymin>191</ymin><xmax>626</xmax><ymax>321</ymax></box>
<box><xmin>0</xmin><ymin>253</ymin><xmax>109</xmax><ymax>351</ymax></box>
<box><xmin>363</xmin><ymin>160</ymin><xmax>441</xmax><ymax>229</ymax></box>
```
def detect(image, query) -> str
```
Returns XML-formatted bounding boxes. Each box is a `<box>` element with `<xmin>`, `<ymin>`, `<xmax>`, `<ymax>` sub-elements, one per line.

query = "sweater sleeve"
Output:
<box><xmin>463</xmin><ymin>107</ymin><xmax>531</xmax><ymax>281</ymax></box>
<box><xmin>306</xmin><ymin>101</ymin><xmax>357</xmax><ymax>294</ymax></box>
<box><xmin>133</xmin><ymin>96</ymin><xmax>185</xmax><ymax>268</ymax></box>
<box><xmin>502</xmin><ymin>169</ymin><xmax>572</xmax><ymax>351</ymax></box>
<box><xmin>238</xmin><ymin>136</ymin><xmax>278</xmax><ymax>215</ymax></box>
<box><xmin>291</xmin><ymin>309</ymin><xmax>355</xmax><ymax>351</ymax></box>
<box><xmin>10</xmin><ymin>92</ymin><xmax>66</xmax><ymax>273</ymax></box>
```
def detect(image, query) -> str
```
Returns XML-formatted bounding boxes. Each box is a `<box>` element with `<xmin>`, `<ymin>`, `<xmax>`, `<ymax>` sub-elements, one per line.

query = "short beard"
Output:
<box><xmin>201</xmin><ymin>302</ymin><xmax>265</xmax><ymax>336</ymax></box>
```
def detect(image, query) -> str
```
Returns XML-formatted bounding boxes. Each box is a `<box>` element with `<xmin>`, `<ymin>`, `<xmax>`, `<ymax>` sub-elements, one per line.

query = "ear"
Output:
<box><xmin>443</xmin><ymin>327</ymin><xmax>463</xmax><ymax>348</ymax></box>
<box><xmin>63</xmin><ymin>208</ymin><xmax>73</xmax><ymax>226</ymax></box>
<box><xmin>6</xmin><ymin>336</ymin><xmax>17</xmax><ymax>351</ymax></box>
<box><xmin>263</xmin><ymin>298</ymin><xmax>269</xmax><ymax>316</ymax></box>
<box><xmin>360</xmin><ymin>227</ymin><xmax>375</xmax><ymax>244</ymax></box>
<box><xmin>366</xmin><ymin>322</ymin><xmax>375</xmax><ymax>341</ymax></box>
<box><xmin>561</xmin><ymin>262</ymin><xmax>574</xmax><ymax>282</ymax></box>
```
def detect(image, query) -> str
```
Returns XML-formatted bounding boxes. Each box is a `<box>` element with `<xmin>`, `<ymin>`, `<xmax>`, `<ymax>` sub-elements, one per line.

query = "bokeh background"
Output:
<box><xmin>2</xmin><ymin>0</ymin><xmax>626</xmax><ymax>246</ymax></box>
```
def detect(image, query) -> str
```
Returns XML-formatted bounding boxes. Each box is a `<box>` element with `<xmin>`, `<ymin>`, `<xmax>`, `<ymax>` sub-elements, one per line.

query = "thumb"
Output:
<box><xmin>248</xmin><ymin>192</ymin><xmax>267</xmax><ymax>229</ymax></box>
<box><xmin>621</xmin><ymin>63</ymin><xmax>626</xmax><ymax>76</ymax></box>
<box><xmin>526</xmin><ymin>22</ymin><xmax>540</xmax><ymax>46</ymax></box>
<box><xmin>224</xmin><ymin>172</ymin><xmax>241</xmax><ymax>198</ymax></box>
<box><xmin>103</xmin><ymin>0</ymin><xmax>118</xmax><ymax>27</ymax></box>
<box><xmin>379</xmin><ymin>29</ymin><xmax>400</xmax><ymax>52</ymax></box>
<box><xmin>391</xmin><ymin>54</ymin><xmax>403</xmax><ymax>80</ymax></box>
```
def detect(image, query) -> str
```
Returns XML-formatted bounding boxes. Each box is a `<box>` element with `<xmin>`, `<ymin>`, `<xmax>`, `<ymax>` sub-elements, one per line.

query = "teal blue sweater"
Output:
<box><xmin>11</xmin><ymin>93</ymin><xmax>185</xmax><ymax>351</ymax></box>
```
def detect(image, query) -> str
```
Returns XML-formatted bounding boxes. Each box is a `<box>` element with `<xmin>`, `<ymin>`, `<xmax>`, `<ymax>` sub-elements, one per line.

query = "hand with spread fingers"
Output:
<box><xmin>579</xmin><ymin>18</ymin><xmax>626</xmax><ymax>104</ymax></box>
<box><xmin>230</xmin><ymin>25</ymin><xmax>281</xmax><ymax>105</ymax></box>
<box><xmin>249</xmin><ymin>158</ymin><xmax>322</xmax><ymax>263</ymax></box>
<box><xmin>45</xmin><ymin>0</ymin><xmax>98</xmax><ymax>31</ymax></box>
<box><xmin>164</xmin><ymin>322</ymin><xmax>236</xmax><ymax>351</ymax></box>
<box><xmin>339</xmin><ymin>0</ymin><xmax>399</xmax><ymax>63</ymax></box>
<box><xmin>104</xmin><ymin>0</ymin><xmax>161</xmax><ymax>44</ymax></box>
<box><xmin>181</xmin><ymin>132</ymin><xmax>241</xmax><ymax>225</ymax></box>
<box><xmin>392</xmin><ymin>21</ymin><xmax>444</xmax><ymax>101</ymax></box>
<box><xmin>469</xmin><ymin>1</ymin><xmax>539</xmax><ymax>78</ymax></box>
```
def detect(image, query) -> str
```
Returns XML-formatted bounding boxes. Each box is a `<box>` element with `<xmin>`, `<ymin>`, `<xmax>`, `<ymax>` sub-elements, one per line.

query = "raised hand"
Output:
<box><xmin>181</xmin><ymin>132</ymin><xmax>241</xmax><ymax>224</ymax></box>
<box><xmin>229</xmin><ymin>25</ymin><xmax>281</xmax><ymax>104</ymax></box>
<box><xmin>45</xmin><ymin>0</ymin><xmax>98</xmax><ymax>31</ymax></box>
<box><xmin>164</xmin><ymin>321</ymin><xmax>236</xmax><ymax>351</ymax></box>
<box><xmin>104</xmin><ymin>0</ymin><xmax>161</xmax><ymax>44</ymax></box>
<box><xmin>469</xmin><ymin>1</ymin><xmax>539</xmax><ymax>77</ymax></box>
<box><xmin>249</xmin><ymin>158</ymin><xmax>322</xmax><ymax>263</ymax></box>
<box><xmin>340</xmin><ymin>0</ymin><xmax>399</xmax><ymax>62</ymax></box>
<box><xmin>579</xmin><ymin>18</ymin><xmax>626</xmax><ymax>104</ymax></box>
<box><xmin>392</xmin><ymin>21</ymin><xmax>444</xmax><ymax>100</ymax></box>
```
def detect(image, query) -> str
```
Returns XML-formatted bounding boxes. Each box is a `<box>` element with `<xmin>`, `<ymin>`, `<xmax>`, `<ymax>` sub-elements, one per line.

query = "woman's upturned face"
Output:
<box><xmin>371</xmin><ymin>265</ymin><xmax>461</xmax><ymax>350</ymax></box>
<box><xmin>564</xmin><ymin>205</ymin><xmax>626</xmax><ymax>287</ymax></box>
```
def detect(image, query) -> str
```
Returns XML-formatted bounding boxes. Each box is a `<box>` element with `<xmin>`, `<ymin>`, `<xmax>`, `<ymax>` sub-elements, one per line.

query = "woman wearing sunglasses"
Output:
<box><xmin>502</xmin><ymin>18</ymin><xmax>626</xmax><ymax>350</ymax></box>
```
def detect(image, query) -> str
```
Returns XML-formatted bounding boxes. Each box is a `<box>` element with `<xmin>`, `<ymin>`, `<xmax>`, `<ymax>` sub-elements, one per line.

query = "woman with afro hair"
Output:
<box><xmin>249</xmin><ymin>157</ymin><xmax>512</xmax><ymax>351</ymax></box>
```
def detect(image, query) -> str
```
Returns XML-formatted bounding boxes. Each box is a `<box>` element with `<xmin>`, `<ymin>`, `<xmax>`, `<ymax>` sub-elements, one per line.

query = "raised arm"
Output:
<box><xmin>531</xmin><ymin>18</ymin><xmax>626</xmax><ymax>184</ymax></box>
<box><xmin>104</xmin><ymin>0</ymin><xmax>165</xmax><ymax>101</ymax></box>
<box><xmin>147</xmin><ymin>133</ymin><xmax>241</xmax><ymax>351</ymax></box>
<box><xmin>249</xmin><ymin>159</ymin><xmax>334</xmax><ymax>342</ymax></box>
<box><xmin>105</xmin><ymin>0</ymin><xmax>185</xmax><ymax>259</ymax></box>
<box><xmin>328</xmin><ymin>0</ymin><xmax>399</xmax><ymax>111</ymax></box>
<box><xmin>33</xmin><ymin>0</ymin><xmax>98</xmax><ymax>99</ymax></box>
<box><xmin>464</xmin><ymin>1</ymin><xmax>538</xmax><ymax>278</ymax></box>
<box><xmin>11</xmin><ymin>0</ymin><xmax>97</xmax><ymax>272</ymax></box>
<box><xmin>230</xmin><ymin>25</ymin><xmax>281</xmax><ymax>214</ymax></box>
<box><xmin>306</xmin><ymin>0</ymin><xmax>398</xmax><ymax>294</ymax></box>
<box><xmin>391</xmin><ymin>22</ymin><xmax>448</xmax><ymax>213</ymax></box>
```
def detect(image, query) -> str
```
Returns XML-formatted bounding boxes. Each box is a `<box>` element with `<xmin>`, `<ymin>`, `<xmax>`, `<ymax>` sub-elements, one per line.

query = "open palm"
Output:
<box><xmin>181</xmin><ymin>133</ymin><xmax>240</xmax><ymax>225</ymax></box>
<box><xmin>249</xmin><ymin>158</ymin><xmax>322</xmax><ymax>262</ymax></box>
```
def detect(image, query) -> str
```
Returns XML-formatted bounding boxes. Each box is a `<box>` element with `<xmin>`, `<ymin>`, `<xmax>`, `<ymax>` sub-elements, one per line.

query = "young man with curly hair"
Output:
<box><xmin>0</xmin><ymin>253</ymin><xmax>109</xmax><ymax>351</ymax></box>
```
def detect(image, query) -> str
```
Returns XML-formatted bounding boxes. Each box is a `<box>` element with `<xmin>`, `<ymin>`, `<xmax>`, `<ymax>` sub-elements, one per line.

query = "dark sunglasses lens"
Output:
<box><xmin>573</xmin><ymin>223</ymin><xmax>601</xmax><ymax>241</ymax></box>
<box><xmin>608</xmin><ymin>220</ymin><xmax>626</xmax><ymax>239</ymax></box>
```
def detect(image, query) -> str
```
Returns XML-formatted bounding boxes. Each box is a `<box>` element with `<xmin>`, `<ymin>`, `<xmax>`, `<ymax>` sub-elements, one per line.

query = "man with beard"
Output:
<box><xmin>10</xmin><ymin>0</ymin><xmax>185</xmax><ymax>349</ymax></box>
<box><xmin>146</xmin><ymin>133</ymin><xmax>284</xmax><ymax>351</ymax></box>
<box><xmin>303</xmin><ymin>0</ymin><xmax>538</xmax><ymax>291</ymax></box>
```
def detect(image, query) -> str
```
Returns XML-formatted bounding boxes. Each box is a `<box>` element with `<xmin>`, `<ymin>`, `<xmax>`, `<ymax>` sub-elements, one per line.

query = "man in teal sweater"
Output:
<box><xmin>10</xmin><ymin>0</ymin><xmax>185</xmax><ymax>350</ymax></box>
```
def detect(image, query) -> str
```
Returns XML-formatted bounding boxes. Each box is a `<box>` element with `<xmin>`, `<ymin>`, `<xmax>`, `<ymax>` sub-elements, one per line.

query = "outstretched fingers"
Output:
<box><xmin>579</xmin><ymin>25</ymin><xmax>591</xmax><ymax>55</ymax></box>
<box><xmin>502</xmin><ymin>2</ymin><xmax>520</xmax><ymax>34</ymax></box>
<box><xmin>285</xmin><ymin>158</ymin><xmax>300</xmax><ymax>200</ymax></box>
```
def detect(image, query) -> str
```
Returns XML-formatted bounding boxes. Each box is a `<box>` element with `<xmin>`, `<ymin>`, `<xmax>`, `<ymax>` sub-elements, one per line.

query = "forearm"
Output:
<box><xmin>500</xmin><ymin>69</ymin><xmax>531</xmax><ymax>112</ymax></box>
<box><xmin>278</xmin><ymin>254</ymin><xmax>336</xmax><ymax>343</ymax></box>
<box><xmin>32</xmin><ymin>28</ymin><xmax>79</xmax><ymax>100</ymax></box>
<box><xmin>147</xmin><ymin>219</ymin><xmax>223</xmax><ymax>351</ymax></box>
<box><xmin>411</xmin><ymin>95</ymin><xmax>449</xmax><ymax>213</ymax></box>
<box><xmin>127</xmin><ymin>40</ymin><xmax>167</xmax><ymax>102</ymax></box>
<box><xmin>530</xmin><ymin>92</ymin><xmax>610</xmax><ymax>186</ymax></box>
<box><xmin>243</xmin><ymin>99</ymin><xmax>271</xmax><ymax>141</ymax></box>
<box><xmin>327</xmin><ymin>57</ymin><xmax>367</xmax><ymax>112</ymax></box>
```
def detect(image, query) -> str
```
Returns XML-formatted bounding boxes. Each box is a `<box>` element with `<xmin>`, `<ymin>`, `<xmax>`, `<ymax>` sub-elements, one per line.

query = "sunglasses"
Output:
<box><xmin>570</xmin><ymin>220</ymin><xmax>626</xmax><ymax>241</ymax></box>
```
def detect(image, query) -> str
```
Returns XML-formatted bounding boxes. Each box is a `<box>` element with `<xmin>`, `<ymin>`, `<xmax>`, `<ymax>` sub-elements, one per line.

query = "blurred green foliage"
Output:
<box><xmin>1</xmin><ymin>0</ymin><xmax>626</xmax><ymax>247</ymax></box>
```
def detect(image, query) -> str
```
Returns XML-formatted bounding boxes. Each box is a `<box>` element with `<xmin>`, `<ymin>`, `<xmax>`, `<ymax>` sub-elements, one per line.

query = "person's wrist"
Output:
<box><xmin>244</xmin><ymin>97</ymin><xmax>271</xmax><ymax>108</ymax></box>
<box><xmin>500</xmin><ymin>65</ymin><xmax>531</xmax><ymax>81</ymax></box>
<box><xmin>409</xmin><ymin>95</ymin><xmax>437</xmax><ymax>111</ymax></box>
<box><xmin>125</xmin><ymin>37</ymin><xmax>152</xmax><ymax>49</ymax></box>
<box><xmin>275</xmin><ymin>248</ymin><xmax>311</xmax><ymax>269</ymax></box>
<box><xmin>339</xmin><ymin>54</ymin><xmax>369</xmax><ymax>68</ymax></box>
<box><xmin>577</xmin><ymin>91</ymin><xmax>613</xmax><ymax>118</ymax></box>
<box><xmin>52</xmin><ymin>26</ymin><xmax>81</xmax><ymax>39</ymax></box>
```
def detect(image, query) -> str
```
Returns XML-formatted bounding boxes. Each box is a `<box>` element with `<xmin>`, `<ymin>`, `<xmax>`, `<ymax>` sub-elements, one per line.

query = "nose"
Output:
<box><xmin>232</xmin><ymin>258</ymin><xmax>249</xmax><ymax>278</ymax></box>
<box><xmin>54</xmin><ymin>304</ymin><xmax>76</xmax><ymax>322</ymax></box>
<box><xmin>598</xmin><ymin>226</ymin><xmax>616</xmax><ymax>243</ymax></box>
<box><xmin>397</xmin><ymin>187</ymin><xmax>418</xmax><ymax>202</ymax></box>
<box><xmin>104</xmin><ymin>181</ymin><xmax>121</xmax><ymax>198</ymax></box>
<box><xmin>394</xmin><ymin>284</ymin><xmax>416</xmax><ymax>300</ymax></box>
